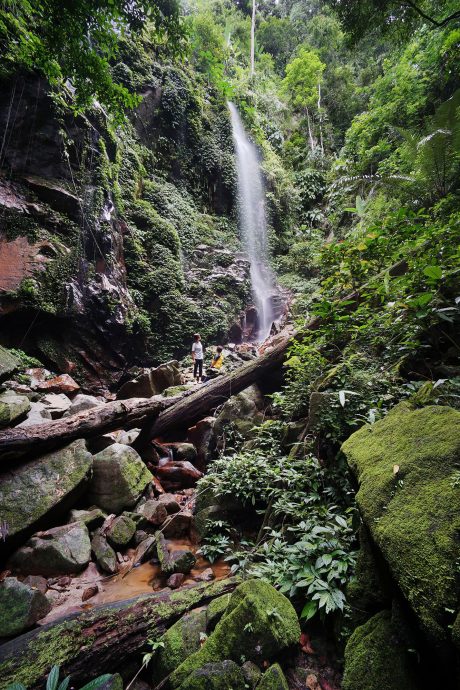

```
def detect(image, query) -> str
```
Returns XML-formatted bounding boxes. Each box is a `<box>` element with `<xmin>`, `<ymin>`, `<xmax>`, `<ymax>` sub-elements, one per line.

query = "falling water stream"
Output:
<box><xmin>228</xmin><ymin>102</ymin><xmax>275</xmax><ymax>341</ymax></box>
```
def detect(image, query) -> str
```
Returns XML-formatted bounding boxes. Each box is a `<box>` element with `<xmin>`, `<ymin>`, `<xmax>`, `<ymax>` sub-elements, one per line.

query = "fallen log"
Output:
<box><xmin>0</xmin><ymin>396</ymin><xmax>176</xmax><ymax>462</ymax></box>
<box><xmin>0</xmin><ymin>577</ymin><xmax>239</xmax><ymax>689</ymax></box>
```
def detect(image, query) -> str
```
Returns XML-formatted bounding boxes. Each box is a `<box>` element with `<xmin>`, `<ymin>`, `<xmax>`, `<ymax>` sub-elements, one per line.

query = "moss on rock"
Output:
<box><xmin>257</xmin><ymin>664</ymin><xmax>289</xmax><ymax>690</ymax></box>
<box><xmin>178</xmin><ymin>660</ymin><xmax>245</xmax><ymax>690</ymax></box>
<box><xmin>169</xmin><ymin>580</ymin><xmax>300</xmax><ymax>688</ymax></box>
<box><xmin>151</xmin><ymin>608</ymin><xmax>207</xmax><ymax>684</ymax></box>
<box><xmin>342</xmin><ymin>405</ymin><xmax>460</xmax><ymax>644</ymax></box>
<box><xmin>343</xmin><ymin>610</ymin><xmax>420</xmax><ymax>690</ymax></box>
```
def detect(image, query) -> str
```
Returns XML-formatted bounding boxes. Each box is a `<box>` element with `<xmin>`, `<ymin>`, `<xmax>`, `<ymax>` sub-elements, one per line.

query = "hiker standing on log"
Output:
<box><xmin>191</xmin><ymin>333</ymin><xmax>204</xmax><ymax>383</ymax></box>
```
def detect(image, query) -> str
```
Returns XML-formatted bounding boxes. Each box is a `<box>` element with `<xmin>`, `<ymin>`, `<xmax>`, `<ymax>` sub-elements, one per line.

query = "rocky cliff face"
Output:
<box><xmin>0</xmin><ymin>50</ymin><xmax>251</xmax><ymax>393</ymax></box>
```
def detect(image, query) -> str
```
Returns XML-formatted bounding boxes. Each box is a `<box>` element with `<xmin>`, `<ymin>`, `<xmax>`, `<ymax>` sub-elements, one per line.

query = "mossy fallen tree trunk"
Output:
<box><xmin>0</xmin><ymin>396</ymin><xmax>176</xmax><ymax>462</ymax></box>
<box><xmin>0</xmin><ymin>578</ymin><xmax>239</xmax><ymax>690</ymax></box>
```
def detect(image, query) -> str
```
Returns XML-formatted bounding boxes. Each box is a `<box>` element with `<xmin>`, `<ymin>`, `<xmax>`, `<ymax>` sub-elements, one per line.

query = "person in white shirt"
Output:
<box><xmin>191</xmin><ymin>333</ymin><xmax>204</xmax><ymax>382</ymax></box>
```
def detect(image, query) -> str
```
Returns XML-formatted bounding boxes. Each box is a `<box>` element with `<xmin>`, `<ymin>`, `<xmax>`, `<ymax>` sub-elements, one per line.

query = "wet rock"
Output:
<box><xmin>158</xmin><ymin>493</ymin><xmax>181</xmax><ymax>514</ymax></box>
<box><xmin>0</xmin><ymin>345</ymin><xmax>20</xmax><ymax>381</ymax></box>
<box><xmin>133</xmin><ymin>535</ymin><xmax>157</xmax><ymax>565</ymax></box>
<box><xmin>156</xmin><ymin>461</ymin><xmax>203</xmax><ymax>490</ymax></box>
<box><xmin>116</xmin><ymin>428</ymin><xmax>140</xmax><ymax>445</ymax></box>
<box><xmin>0</xmin><ymin>576</ymin><xmax>51</xmax><ymax>637</ymax></box>
<box><xmin>194</xmin><ymin>506</ymin><xmax>229</xmax><ymax>539</ymax></box>
<box><xmin>135</xmin><ymin>499</ymin><xmax>168</xmax><ymax>526</ymax></box>
<box><xmin>178</xmin><ymin>661</ymin><xmax>245</xmax><ymax>690</ymax></box>
<box><xmin>106</xmin><ymin>515</ymin><xmax>136</xmax><ymax>548</ymax></box>
<box><xmin>170</xmin><ymin>580</ymin><xmax>300</xmax><ymax>687</ymax></box>
<box><xmin>0</xmin><ymin>390</ymin><xmax>30</xmax><ymax>427</ymax></box>
<box><xmin>117</xmin><ymin>361</ymin><xmax>181</xmax><ymax>399</ymax></box>
<box><xmin>258</xmin><ymin>664</ymin><xmax>289</xmax><ymax>690</ymax></box>
<box><xmin>163</xmin><ymin>442</ymin><xmax>198</xmax><ymax>463</ymax></box>
<box><xmin>91</xmin><ymin>532</ymin><xmax>118</xmax><ymax>574</ymax></box>
<box><xmin>63</xmin><ymin>393</ymin><xmax>101</xmax><ymax>416</ymax></box>
<box><xmin>152</xmin><ymin>608</ymin><xmax>208</xmax><ymax>684</ymax></box>
<box><xmin>156</xmin><ymin>532</ymin><xmax>196</xmax><ymax>575</ymax></box>
<box><xmin>23</xmin><ymin>175</ymin><xmax>82</xmax><ymax>218</ymax></box>
<box><xmin>69</xmin><ymin>507</ymin><xmax>106</xmax><ymax>530</ymax></box>
<box><xmin>134</xmin><ymin>529</ymin><xmax>150</xmax><ymax>545</ymax></box>
<box><xmin>82</xmin><ymin>584</ymin><xmax>99</xmax><ymax>602</ymax></box>
<box><xmin>10</xmin><ymin>523</ymin><xmax>91</xmax><ymax>576</ymax></box>
<box><xmin>88</xmin><ymin>443</ymin><xmax>153</xmax><ymax>513</ymax></box>
<box><xmin>187</xmin><ymin>417</ymin><xmax>216</xmax><ymax>471</ymax></box>
<box><xmin>167</xmin><ymin>573</ymin><xmax>185</xmax><ymax>589</ymax></box>
<box><xmin>16</xmin><ymin>401</ymin><xmax>52</xmax><ymax>427</ymax></box>
<box><xmin>162</xmin><ymin>511</ymin><xmax>193</xmax><ymax>539</ymax></box>
<box><xmin>0</xmin><ymin>439</ymin><xmax>92</xmax><ymax>543</ymax></box>
<box><xmin>241</xmin><ymin>661</ymin><xmax>262</xmax><ymax>688</ymax></box>
<box><xmin>194</xmin><ymin>568</ymin><xmax>214</xmax><ymax>583</ymax></box>
<box><xmin>41</xmin><ymin>392</ymin><xmax>72</xmax><ymax>418</ymax></box>
<box><xmin>27</xmin><ymin>368</ymin><xmax>80</xmax><ymax>394</ymax></box>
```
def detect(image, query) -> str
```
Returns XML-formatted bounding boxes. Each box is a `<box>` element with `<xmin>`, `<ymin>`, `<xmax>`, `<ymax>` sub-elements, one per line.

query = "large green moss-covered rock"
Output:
<box><xmin>178</xmin><ymin>660</ymin><xmax>245</xmax><ymax>690</ymax></box>
<box><xmin>88</xmin><ymin>443</ymin><xmax>152</xmax><ymax>512</ymax></box>
<box><xmin>0</xmin><ymin>439</ymin><xmax>92</xmax><ymax>542</ymax></box>
<box><xmin>343</xmin><ymin>610</ymin><xmax>420</xmax><ymax>690</ymax></box>
<box><xmin>342</xmin><ymin>405</ymin><xmax>460</xmax><ymax>644</ymax></box>
<box><xmin>0</xmin><ymin>390</ymin><xmax>30</xmax><ymax>427</ymax></box>
<box><xmin>152</xmin><ymin>608</ymin><xmax>207</xmax><ymax>683</ymax></box>
<box><xmin>106</xmin><ymin>514</ymin><xmax>136</xmax><ymax>548</ymax></box>
<box><xmin>0</xmin><ymin>346</ymin><xmax>20</xmax><ymax>381</ymax></box>
<box><xmin>169</xmin><ymin>580</ymin><xmax>300</xmax><ymax>688</ymax></box>
<box><xmin>0</xmin><ymin>577</ymin><xmax>51</xmax><ymax>637</ymax></box>
<box><xmin>257</xmin><ymin>664</ymin><xmax>289</xmax><ymax>690</ymax></box>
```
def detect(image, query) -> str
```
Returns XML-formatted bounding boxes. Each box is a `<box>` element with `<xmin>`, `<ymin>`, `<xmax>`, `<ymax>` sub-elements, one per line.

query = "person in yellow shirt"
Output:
<box><xmin>204</xmin><ymin>346</ymin><xmax>224</xmax><ymax>381</ymax></box>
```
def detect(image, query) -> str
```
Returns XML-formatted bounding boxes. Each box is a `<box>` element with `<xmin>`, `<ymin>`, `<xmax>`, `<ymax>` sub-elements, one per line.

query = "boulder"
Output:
<box><xmin>187</xmin><ymin>417</ymin><xmax>216</xmax><ymax>470</ymax></box>
<box><xmin>0</xmin><ymin>439</ymin><xmax>92</xmax><ymax>543</ymax></box>
<box><xmin>0</xmin><ymin>345</ymin><xmax>20</xmax><ymax>381</ymax></box>
<box><xmin>16</xmin><ymin>401</ymin><xmax>52</xmax><ymax>427</ymax></box>
<box><xmin>194</xmin><ymin>506</ymin><xmax>229</xmax><ymax>539</ymax></box>
<box><xmin>167</xmin><ymin>573</ymin><xmax>185</xmax><ymax>589</ymax></box>
<box><xmin>69</xmin><ymin>507</ymin><xmax>106</xmax><ymax>530</ymax></box>
<box><xmin>194</xmin><ymin>568</ymin><xmax>214</xmax><ymax>583</ymax></box>
<box><xmin>133</xmin><ymin>535</ymin><xmax>157</xmax><ymax>565</ymax></box>
<box><xmin>178</xmin><ymin>661</ymin><xmax>245</xmax><ymax>690</ymax></box>
<box><xmin>41</xmin><ymin>392</ymin><xmax>72</xmax><ymax>418</ymax></box>
<box><xmin>162</xmin><ymin>512</ymin><xmax>193</xmax><ymax>539</ymax></box>
<box><xmin>0</xmin><ymin>390</ymin><xmax>30</xmax><ymax>427</ymax></box>
<box><xmin>163</xmin><ymin>383</ymin><xmax>195</xmax><ymax>397</ymax></box>
<box><xmin>117</xmin><ymin>361</ymin><xmax>181</xmax><ymax>399</ymax></box>
<box><xmin>152</xmin><ymin>608</ymin><xmax>208</xmax><ymax>683</ymax></box>
<box><xmin>156</xmin><ymin>461</ymin><xmax>203</xmax><ymax>490</ymax></box>
<box><xmin>342</xmin><ymin>405</ymin><xmax>460</xmax><ymax>646</ymax></box>
<box><xmin>156</xmin><ymin>532</ymin><xmax>196</xmax><ymax>575</ymax></box>
<box><xmin>91</xmin><ymin>532</ymin><xmax>118</xmax><ymax>574</ymax></box>
<box><xmin>343</xmin><ymin>610</ymin><xmax>420</xmax><ymax>690</ymax></box>
<box><xmin>63</xmin><ymin>393</ymin><xmax>101</xmax><ymax>416</ymax></box>
<box><xmin>206</xmin><ymin>593</ymin><xmax>231</xmax><ymax>629</ymax></box>
<box><xmin>135</xmin><ymin>500</ymin><xmax>168</xmax><ymax>526</ymax></box>
<box><xmin>88</xmin><ymin>443</ymin><xmax>153</xmax><ymax>513</ymax></box>
<box><xmin>0</xmin><ymin>576</ymin><xmax>51</xmax><ymax>637</ymax></box>
<box><xmin>214</xmin><ymin>385</ymin><xmax>264</xmax><ymax>440</ymax></box>
<box><xmin>169</xmin><ymin>580</ymin><xmax>300</xmax><ymax>688</ymax></box>
<box><xmin>158</xmin><ymin>493</ymin><xmax>181</xmax><ymax>514</ymax></box>
<box><xmin>257</xmin><ymin>664</ymin><xmax>289</xmax><ymax>690</ymax></box>
<box><xmin>163</xmin><ymin>442</ymin><xmax>198</xmax><ymax>463</ymax></box>
<box><xmin>22</xmin><ymin>575</ymin><xmax>48</xmax><ymax>594</ymax></box>
<box><xmin>106</xmin><ymin>515</ymin><xmax>136</xmax><ymax>548</ymax></box>
<box><xmin>241</xmin><ymin>661</ymin><xmax>261</xmax><ymax>688</ymax></box>
<box><xmin>10</xmin><ymin>522</ymin><xmax>91</xmax><ymax>576</ymax></box>
<box><xmin>27</xmin><ymin>368</ymin><xmax>80</xmax><ymax>394</ymax></box>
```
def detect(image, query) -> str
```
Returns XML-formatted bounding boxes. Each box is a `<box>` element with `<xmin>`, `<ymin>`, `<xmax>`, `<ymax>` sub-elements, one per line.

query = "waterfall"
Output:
<box><xmin>228</xmin><ymin>101</ymin><xmax>275</xmax><ymax>341</ymax></box>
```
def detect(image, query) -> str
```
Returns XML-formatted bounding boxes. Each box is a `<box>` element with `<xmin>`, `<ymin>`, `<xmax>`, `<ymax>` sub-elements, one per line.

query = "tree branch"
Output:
<box><xmin>403</xmin><ymin>0</ymin><xmax>460</xmax><ymax>28</ymax></box>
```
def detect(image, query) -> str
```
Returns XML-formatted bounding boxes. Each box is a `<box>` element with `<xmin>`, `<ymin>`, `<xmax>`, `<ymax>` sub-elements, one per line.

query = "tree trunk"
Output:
<box><xmin>0</xmin><ymin>578</ymin><xmax>239</xmax><ymax>690</ymax></box>
<box><xmin>317</xmin><ymin>82</ymin><xmax>324</xmax><ymax>156</ymax></box>
<box><xmin>250</xmin><ymin>0</ymin><xmax>256</xmax><ymax>76</ymax></box>
<box><xmin>0</xmin><ymin>396</ymin><xmax>176</xmax><ymax>462</ymax></box>
<box><xmin>305</xmin><ymin>106</ymin><xmax>315</xmax><ymax>153</ymax></box>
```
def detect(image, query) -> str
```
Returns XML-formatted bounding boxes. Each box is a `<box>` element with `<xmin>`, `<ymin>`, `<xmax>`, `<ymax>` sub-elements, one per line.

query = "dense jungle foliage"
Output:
<box><xmin>1</xmin><ymin>0</ymin><xmax>459</xmax><ymax>686</ymax></box>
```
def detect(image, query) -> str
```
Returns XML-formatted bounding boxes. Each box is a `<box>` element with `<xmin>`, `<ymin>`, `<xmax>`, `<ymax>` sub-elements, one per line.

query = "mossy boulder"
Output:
<box><xmin>342</xmin><ymin>405</ymin><xmax>460</xmax><ymax>645</ymax></box>
<box><xmin>0</xmin><ymin>439</ymin><xmax>92</xmax><ymax>543</ymax></box>
<box><xmin>213</xmin><ymin>385</ymin><xmax>264</xmax><ymax>440</ymax></box>
<box><xmin>169</xmin><ymin>580</ymin><xmax>300</xmax><ymax>688</ymax></box>
<box><xmin>152</xmin><ymin>608</ymin><xmax>207</xmax><ymax>684</ymax></box>
<box><xmin>88</xmin><ymin>443</ymin><xmax>152</xmax><ymax>512</ymax></box>
<box><xmin>241</xmin><ymin>661</ymin><xmax>262</xmax><ymax>688</ymax></box>
<box><xmin>156</xmin><ymin>531</ymin><xmax>196</xmax><ymax>574</ymax></box>
<box><xmin>0</xmin><ymin>346</ymin><xmax>20</xmax><ymax>381</ymax></box>
<box><xmin>0</xmin><ymin>390</ymin><xmax>31</xmax><ymax>427</ymax></box>
<box><xmin>91</xmin><ymin>532</ymin><xmax>118</xmax><ymax>574</ymax></box>
<box><xmin>178</xmin><ymin>661</ymin><xmax>245</xmax><ymax>690</ymax></box>
<box><xmin>257</xmin><ymin>664</ymin><xmax>289</xmax><ymax>690</ymax></box>
<box><xmin>343</xmin><ymin>610</ymin><xmax>420</xmax><ymax>690</ymax></box>
<box><xmin>69</xmin><ymin>507</ymin><xmax>106</xmax><ymax>529</ymax></box>
<box><xmin>10</xmin><ymin>522</ymin><xmax>91</xmax><ymax>576</ymax></box>
<box><xmin>106</xmin><ymin>515</ymin><xmax>136</xmax><ymax>548</ymax></box>
<box><xmin>0</xmin><ymin>577</ymin><xmax>51</xmax><ymax>637</ymax></box>
<box><xmin>206</xmin><ymin>593</ymin><xmax>231</xmax><ymax>630</ymax></box>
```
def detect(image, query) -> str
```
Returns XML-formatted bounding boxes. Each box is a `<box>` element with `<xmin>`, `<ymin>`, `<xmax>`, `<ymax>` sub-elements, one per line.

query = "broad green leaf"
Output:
<box><xmin>79</xmin><ymin>675</ymin><xmax>114</xmax><ymax>690</ymax></box>
<box><xmin>423</xmin><ymin>265</ymin><xmax>442</xmax><ymax>280</ymax></box>
<box><xmin>46</xmin><ymin>666</ymin><xmax>60</xmax><ymax>690</ymax></box>
<box><xmin>300</xmin><ymin>600</ymin><xmax>318</xmax><ymax>620</ymax></box>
